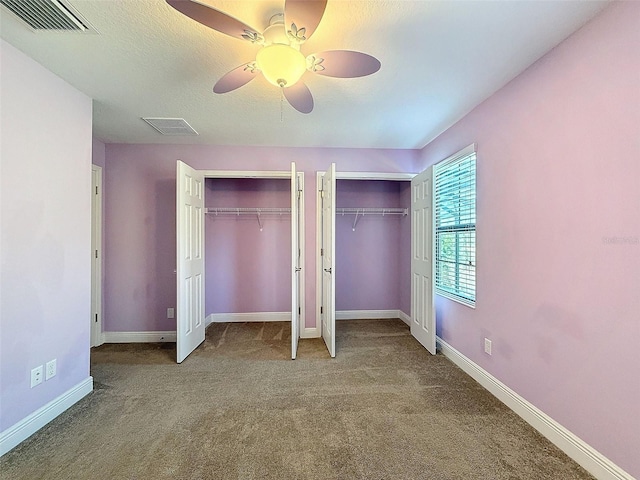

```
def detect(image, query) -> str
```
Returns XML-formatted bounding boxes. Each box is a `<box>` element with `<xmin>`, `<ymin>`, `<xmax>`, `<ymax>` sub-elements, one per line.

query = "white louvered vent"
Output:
<box><xmin>0</xmin><ymin>0</ymin><xmax>94</xmax><ymax>32</ymax></box>
<box><xmin>142</xmin><ymin>118</ymin><xmax>199</xmax><ymax>136</ymax></box>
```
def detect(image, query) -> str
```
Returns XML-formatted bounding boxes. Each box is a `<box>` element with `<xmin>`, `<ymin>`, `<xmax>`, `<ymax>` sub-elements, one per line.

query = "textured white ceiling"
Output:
<box><xmin>0</xmin><ymin>0</ymin><xmax>609</xmax><ymax>149</ymax></box>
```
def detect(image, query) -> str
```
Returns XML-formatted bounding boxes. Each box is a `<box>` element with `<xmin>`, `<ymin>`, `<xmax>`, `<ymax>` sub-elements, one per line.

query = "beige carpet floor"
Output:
<box><xmin>1</xmin><ymin>319</ymin><xmax>593</xmax><ymax>479</ymax></box>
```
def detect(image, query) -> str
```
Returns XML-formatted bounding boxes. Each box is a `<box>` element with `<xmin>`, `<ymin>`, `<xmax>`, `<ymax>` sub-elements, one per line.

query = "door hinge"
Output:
<box><xmin>298</xmin><ymin>307</ymin><xmax>301</xmax><ymax>315</ymax></box>
<box><xmin>320</xmin><ymin>190</ymin><xmax>325</xmax><ymax>198</ymax></box>
<box><xmin>95</xmin><ymin>186</ymin><xmax>98</xmax><ymax>195</ymax></box>
<box><xmin>95</xmin><ymin>313</ymin><xmax>98</xmax><ymax>323</ymax></box>
<box><xmin>320</xmin><ymin>306</ymin><xmax>323</xmax><ymax>314</ymax></box>
<box><xmin>321</xmin><ymin>248</ymin><xmax>324</xmax><ymax>256</ymax></box>
<box><xmin>95</xmin><ymin>249</ymin><xmax>98</xmax><ymax>259</ymax></box>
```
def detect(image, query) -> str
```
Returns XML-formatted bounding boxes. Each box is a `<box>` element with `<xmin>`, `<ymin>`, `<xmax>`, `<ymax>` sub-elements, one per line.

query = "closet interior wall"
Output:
<box><xmin>335</xmin><ymin>180</ymin><xmax>411</xmax><ymax>316</ymax></box>
<box><xmin>205</xmin><ymin>178</ymin><xmax>291</xmax><ymax>317</ymax></box>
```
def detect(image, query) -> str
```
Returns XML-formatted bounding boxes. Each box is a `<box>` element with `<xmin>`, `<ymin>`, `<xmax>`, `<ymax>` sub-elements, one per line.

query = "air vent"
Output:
<box><xmin>142</xmin><ymin>118</ymin><xmax>199</xmax><ymax>136</ymax></box>
<box><xmin>0</xmin><ymin>0</ymin><xmax>94</xmax><ymax>32</ymax></box>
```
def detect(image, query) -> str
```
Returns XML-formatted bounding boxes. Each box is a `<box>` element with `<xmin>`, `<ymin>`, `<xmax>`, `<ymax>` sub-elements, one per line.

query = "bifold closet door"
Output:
<box><xmin>291</xmin><ymin>162</ymin><xmax>300</xmax><ymax>360</ymax></box>
<box><xmin>176</xmin><ymin>160</ymin><xmax>206</xmax><ymax>363</ymax></box>
<box><xmin>321</xmin><ymin>163</ymin><xmax>336</xmax><ymax>358</ymax></box>
<box><xmin>410</xmin><ymin>167</ymin><xmax>436</xmax><ymax>355</ymax></box>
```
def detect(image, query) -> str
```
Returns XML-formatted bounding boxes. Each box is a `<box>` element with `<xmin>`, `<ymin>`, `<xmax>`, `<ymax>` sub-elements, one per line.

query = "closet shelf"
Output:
<box><xmin>205</xmin><ymin>207</ymin><xmax>291</xmax><ymax>215</ymax></box>
<box><xmin>336</xmin><ymin>207</ymin><xmax>407</xmax><ymax>216</ymax></box>
<box><xmin>205</xmin><ymin>207</ymin><xmax>291</xmax><ymax>231</ymax></box>
<box><xmin>336</xmin><ymin>207</ymin><xmax>408</xmax><ymax>231</ymax></box>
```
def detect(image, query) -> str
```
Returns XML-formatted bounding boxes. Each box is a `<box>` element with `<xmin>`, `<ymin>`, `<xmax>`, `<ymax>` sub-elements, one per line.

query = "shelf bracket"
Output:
<box><xmin>352</xmin><ymin>209</ymin><xmax>360</xmax><ymax>231</ymax></box>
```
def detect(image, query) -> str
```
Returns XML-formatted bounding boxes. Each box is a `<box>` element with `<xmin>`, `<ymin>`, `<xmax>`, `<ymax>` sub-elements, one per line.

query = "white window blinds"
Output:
<box><xmin>434</xmin><ymin>149</ymin><xmax>476</xmax><ymax>306</ymax></box>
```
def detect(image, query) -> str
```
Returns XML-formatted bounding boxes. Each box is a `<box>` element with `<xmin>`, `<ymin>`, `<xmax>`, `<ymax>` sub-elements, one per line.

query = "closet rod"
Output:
<box><xmin>205</xmin><ymin>207</ymin><xmax>291</xmax><ymax>215</ymax></box>
<box><xmin>205</xmin><ymin>207</ymin><xmax>291</xmax><ymax>231</ymax></box>
<box><xmin>336</xmin><ymin>207</ymin><xmax>408</xmax><ymax>216</ymax></box>
<box><xmin>336</xmin><ymin>207</ymin><xmax>408</xmax><ymax>231</ymax></box>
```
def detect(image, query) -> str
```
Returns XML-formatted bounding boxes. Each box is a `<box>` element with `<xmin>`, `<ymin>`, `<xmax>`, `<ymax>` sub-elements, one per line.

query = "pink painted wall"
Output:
<box><xmin>102</xmin><ymin>145</ymin><xmax>417</xmax><ymax>332</ymax></box>
<box><xmin>205</xmin><ymin>178</ymin><xmax>291</xmax><ymax>314</ymax></box>
<box><xmin>416</xmin><ymin>2</ymin><xmax>640</xmax><ymax>476</ymax></box>
<box><xmin>0</xmin><ymin>40</ymin><xmax>93</xmax><ymax>431</ymax></box>
<box><xmin>335</xmin><ymin>180</ymin><xmax>410</xmax><ymax>313</ymax></box>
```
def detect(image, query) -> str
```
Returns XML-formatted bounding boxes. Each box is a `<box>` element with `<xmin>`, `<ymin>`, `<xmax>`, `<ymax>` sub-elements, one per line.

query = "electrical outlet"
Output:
<box><xmin>46</xmin><ymin>359</ymin><xmax>57</xmax><ymax>380</ymax></box>
<box><xmin>31</xmin><ymin>365</ymin><xmax>43</xmax><ymax>387</ymax></box>
<box><xmin>484</xmin><ymin>338</ymin><xmax>492</xmax><ymax>355</ymax></box>
<box><xmin>167</xmin><ymin>308</ymin><xmax>175</xmax><ymax>319</ymax></box>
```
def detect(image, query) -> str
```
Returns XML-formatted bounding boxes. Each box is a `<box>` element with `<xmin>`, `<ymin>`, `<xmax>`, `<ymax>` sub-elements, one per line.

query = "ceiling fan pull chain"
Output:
<box><xmin>280</xmin><ymin>88</ymin><xmax>284</xmax><ymax>122</ymax></box>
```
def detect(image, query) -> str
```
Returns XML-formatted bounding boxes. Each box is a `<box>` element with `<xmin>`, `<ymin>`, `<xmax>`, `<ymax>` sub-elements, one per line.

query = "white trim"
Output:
<box><xmin>200</xmin><ymin>169</ymin><xmax>291</xmax><ymax>179</ymax></box>
<box><xmin>336</xmin><ymin>309</ymin><xmax>401</xmax><ymax>320</ymax></box>
<box><xmin>0</xmin><ymin>377</ymin><xmax>93</xmax><ymax>457</ymax></box>
<box><xmin>296</xmin><ymin>171</ymin><xmax>306</xmax><ymax>338</ymax></box>
<box><xmin>437</xmin><ymin>337</ymin><xmax>634</xmax><ymax>480</ymax></box>
<box><xmin>90</xmin><ymin>165</ymin><xmax>104</xmax><ymax>347</ymax></box>
<box><xmin>205</xmin><ymin>312</ymin><xmax>291</xmax><ymax>324</ymax></box>
<box><xmin>336</xmin><ymin>172</ymin><xmax>415</xmax><ymax>181</ymax></box>
<box><xmin>437</xmin><ymin>143</ymin><xmax>477</xmax><ymax>168</ymax></box>
<box><xmin>103</xmin><ymin>331</ymin><xmax>176</xmax><ymax>343</ymax></box>
<box><xmin>397</xmin><ymin>310</ymin><xmax>411</xmax><ymax>325</ymax></box>
<box><xmin>315</xmin><ymin>171</ymin><xmax>324</xmax><ymax>339</ymax></box>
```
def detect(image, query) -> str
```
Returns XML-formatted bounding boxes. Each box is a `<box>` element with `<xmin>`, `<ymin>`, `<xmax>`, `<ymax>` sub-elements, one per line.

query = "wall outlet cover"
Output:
<box><xmin>484</xmin><ymin>338</ymin><xmax>492</xmax><ymax>355</ymax></box>
<box><xmin>31</xmin><ymin>365</ymin><xmax>43</xmax><ymax>387</ymax></box>
<box><xmin>46</xmin><ymin>359</ymin><xmax>57</xmax><ymax>380</ymax></box>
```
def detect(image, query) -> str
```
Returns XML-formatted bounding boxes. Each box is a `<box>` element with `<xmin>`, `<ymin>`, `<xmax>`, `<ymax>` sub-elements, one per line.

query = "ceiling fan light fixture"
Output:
<box><xmin>256</xmin><ymin>44</ymin><xmax>306</xmax><ymax>88</ymax></box>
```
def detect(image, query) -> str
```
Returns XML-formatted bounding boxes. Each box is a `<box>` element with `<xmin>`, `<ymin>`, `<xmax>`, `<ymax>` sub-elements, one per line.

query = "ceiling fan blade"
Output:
<box><xmin>284</xmin><ymin>0</ymin><xmax>327</xmax><ymax>42</ymax></box>
<box><xmin>307</xmin><ymin>50</ymin><xmax>381</xmax><ymax>78</ymax></box>
<box><xmin>213</xmin><ymin>62</ymin><xmax>259</xmax><ymax>94</ymax></box>
<box><xmin>283</xmin><ymin>82</ymin><xmax>314</xmax><ymax>114</ymax></box>
<box><xmin>166</xmin><ymin>0</ymin><xmax>261</xmax><ymax>43</ymax></box>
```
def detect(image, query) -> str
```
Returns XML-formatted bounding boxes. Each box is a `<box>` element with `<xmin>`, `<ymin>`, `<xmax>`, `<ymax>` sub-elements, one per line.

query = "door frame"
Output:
<box><xmin>314</xmin><ymin>171</ymin><xmax>415</xmax><ymax>339</ymax></box>
<box><xmin>91</xmin><ymin>165</ymin><xmax>104</xmax><ymax>347</ymax></box>
<box><xmin>196</xmin><ymin>168</ymin><xmax>305</xmax><ymax>344</ymax></box>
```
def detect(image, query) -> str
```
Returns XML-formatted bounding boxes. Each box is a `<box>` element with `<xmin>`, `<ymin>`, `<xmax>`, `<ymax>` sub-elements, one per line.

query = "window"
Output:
<box><xmin>434</xmin><ymin>148</ymin><xmax>476</xmax><ymax>306</ymax></box>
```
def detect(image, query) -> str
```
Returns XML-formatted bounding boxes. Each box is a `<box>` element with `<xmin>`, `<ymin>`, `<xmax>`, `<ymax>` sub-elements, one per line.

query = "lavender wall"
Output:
<box><xmin>416</xmin><ymin>2</ymin><xmax>640</xmax><ymax>475</ymax></box>
<box><xmin>0</xmin><ymin>40</ymin><xmax>93</xmax><ymax>431</ymax></box>
<box><xmin>205</xmin><ymin>178</ymin><xmax>291</xmax><ymax>314</ymax></box>
<box><xmin>102</xmin><ymin>145</ymin><xmax>417</xmax><ymax>332</ymax></box>
<box><xmin>335</xmin><ymin>180</ymin><xmax>410</xmax><ymax>313</ymax></box>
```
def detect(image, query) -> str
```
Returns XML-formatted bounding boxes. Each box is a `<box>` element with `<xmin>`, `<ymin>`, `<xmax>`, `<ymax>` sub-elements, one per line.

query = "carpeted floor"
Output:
<box><xmin>1</xmin><ymin>319</ymin><xmax>594</xmax><ymax>480</ymax></box>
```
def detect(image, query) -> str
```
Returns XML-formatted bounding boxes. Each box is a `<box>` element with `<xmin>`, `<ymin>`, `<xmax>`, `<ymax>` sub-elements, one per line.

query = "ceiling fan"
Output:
<box><xmin>166</xmin><ymin>0</ymin><xmax>381</xmax><ymax>114</ymax></box>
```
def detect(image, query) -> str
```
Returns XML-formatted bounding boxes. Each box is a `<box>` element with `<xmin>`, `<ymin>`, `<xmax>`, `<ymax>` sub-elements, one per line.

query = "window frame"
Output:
<box><xmin>433</xmin><ymin>144</ymin><xmax>476</xmax><ymax>308</ymax></box>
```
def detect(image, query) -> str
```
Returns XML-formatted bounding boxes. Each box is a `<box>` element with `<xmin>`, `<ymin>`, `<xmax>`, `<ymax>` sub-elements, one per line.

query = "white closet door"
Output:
<box><xmin>411</xmin><ymin>167</ymin><xmax>436</xmax><ymax>354</ymax></box>
<box><xmin>176</xmin><ymin>160</ymin><xmax>206</xmax><ymax>363</ymax></box>
<box><xmin>291</xmin><ymin>162</ymin><xmax>300</xmax><ymax>360</ymax></box>
<box><xmin>321</xmin><ymin>163</ymin><xmax>336</xmax><ymax>357</ymax></box>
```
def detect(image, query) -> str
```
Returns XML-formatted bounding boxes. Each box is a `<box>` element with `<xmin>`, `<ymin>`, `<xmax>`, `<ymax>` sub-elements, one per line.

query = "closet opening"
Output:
<box><xmin>176</xmin><ymin>163</ymin><xmax>303</xmax><ymax>363</ymax></box>
<box><xmin>334</xmin><ymin>179</ymin><xmax>412</xmax><ymax>324</ymax></box>
<box><xmin>204</xmin><ymin>177</ymin><xmax>292</xmax><ymax>324</ymax></box>
<box><xmin>316</xmin><ymin>169</ymin><xmax>415</xmax><ymax>357</ymax></box>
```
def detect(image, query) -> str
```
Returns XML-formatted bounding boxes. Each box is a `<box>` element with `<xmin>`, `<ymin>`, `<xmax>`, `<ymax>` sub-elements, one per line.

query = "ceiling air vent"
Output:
<box><xmin>142</xmin><ymin>118</ymin><xmax>199</xmax><ymax>136</ymax></box>
<box><xmin>0</xmin><ymin>0</ymin><xmax>94</xmax><ymax>32</ymax></box>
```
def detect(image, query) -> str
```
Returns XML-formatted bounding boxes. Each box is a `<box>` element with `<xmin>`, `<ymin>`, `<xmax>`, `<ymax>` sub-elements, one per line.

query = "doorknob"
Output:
<box><xmin>324</xmin><ymin>268</ymin><xmax>332</xmax><ymax>273</ymax></box>
<box><xmin>295</xmin><ymin>267</ymin><xmax>302</xmax><ymax>272</ymax></box>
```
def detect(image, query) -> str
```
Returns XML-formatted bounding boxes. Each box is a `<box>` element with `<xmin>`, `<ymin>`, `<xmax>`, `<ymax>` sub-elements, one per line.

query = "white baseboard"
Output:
<box><xmin>0</xmin><ymin>377</ymin><xmax>93</xmax><ymax>457</ymax></box>
<box><xmin>437</xmin><ymin>337</ymin><xmax>634</xmax><ymax>480</ymax></box>
<box><xmin>397</xmin><ymin>310</ymin><xmax>411</xmax><ymax>325</ymax></box>
<box><xmin>336</xmin><ymin>309</ymin><xmax>402</xmax><ymax>320</ymax></box>
<box><xmin>103</xmin><ymin>331</ymin><xmax>176</xmax><ymax>343</ymax></box>
<box><xmin>205</xmin><ymin>312</ymin><xmax>290</xmax><ymax>325</ymax></box>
